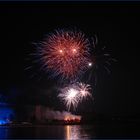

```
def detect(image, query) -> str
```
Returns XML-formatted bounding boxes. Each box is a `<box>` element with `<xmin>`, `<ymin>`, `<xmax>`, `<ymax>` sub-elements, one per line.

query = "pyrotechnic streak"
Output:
<box><xmin>58</xmin><ymin>84</ymin><xmax>80</xmax><ymax>110</ymax></box>
<box><xmin>25</xmin><ymin>29</ymin><xmax>116</xmax><ymax>113</ymax></box>
<box><xmin>37</xmin><ymin>29</ymin><xmax>90</xmax><ymax>79</ymax></box>
<box><xmin>27</xmin><ymin>30</ymin><xmax>116</xmax><ymax>84</ymax></box>
<box><xmin>58</xmin><ymin>82</ymin><xmax>92</xmax><ymax>110</ymax></box>
<box><xmin>85</xmin><ymin>36</ymin><xmax>116</xmax><ymax>85</ymax></box>
<box><xmin>78</xmin><ymin>83</ymin><xmax>92</xmax><ymax>100</ymax></box>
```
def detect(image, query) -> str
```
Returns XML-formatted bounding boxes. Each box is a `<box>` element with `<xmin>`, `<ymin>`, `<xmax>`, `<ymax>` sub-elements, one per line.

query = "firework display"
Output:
<box><xmin>34</xmin><ymin>29</ymin><xmax>114</xmax><ymax>110</ymax></box>
<box><xmin>58</xmin><ymin>83</ymin><xmax>92</xmax><ymax>110</ymax></box>
<box><xmin>37</xmin><ymin>30</ymin><xmax>90</xmax><ymax>79</ymax></box>
<box><xmin>78</xmin><ymin>82</ymin><xmax>92</xmax><ymax>100</ymax></box>
<box><xmin>84</xmin><ymin>38</ymin><xmax>116</xmax><ymax>86</ymax></box>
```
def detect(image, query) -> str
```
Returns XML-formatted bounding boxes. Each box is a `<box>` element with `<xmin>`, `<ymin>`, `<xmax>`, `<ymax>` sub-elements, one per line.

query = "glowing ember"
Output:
<box><xmin>64</xmin><ymin>115</ymin><xmax>81</xmax><ymax>122</ymax></box>
<box><xmin>88</xmin><ymin>62</ymin><xmax>92</xmax><ymax>67</ymax></box>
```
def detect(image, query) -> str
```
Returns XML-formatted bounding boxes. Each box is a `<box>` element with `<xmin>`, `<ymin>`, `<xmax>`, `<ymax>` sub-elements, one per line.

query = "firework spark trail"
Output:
<box><xmin>58</xmin><ymin>84</ymin><xmax>80</xmax><ymax>110</ymax></box>
<box><xmin>26</xmin><ymin>29</ymin><xmax>116</xmax><ymax>111</ymax></box>
<box><xmin>58</xmin><ymin>82</ymin><xmax>92</xmax><ymax>110</ymax></box>
<box><xmin>84</xmin><ymin>36</ymin><xmax>116</xmax><ymax>85</ymax></box>
<box><xmin>27</xmin><ymin>30</ymin><xmax>116</xmax><ymax>83</ymax></box>
<box><xmin>37</xmin><ymin>29</ymin><xmax>91</xmax><ymax>79</ymax></box>
<box><xmin>78</xmin><ymin>83</ymin><xmax>92</xmax><ymax>100</ymax></box>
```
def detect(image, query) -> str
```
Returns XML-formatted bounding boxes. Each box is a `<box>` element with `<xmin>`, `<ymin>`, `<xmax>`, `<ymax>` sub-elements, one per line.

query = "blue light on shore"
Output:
<box><xmin>0</xmin><ymin>103</ymin><xmax>15</xmax><ymax>125</ymax></box>
<box><xmin>0</xmin><ymin>120</ymin><xmax>8</xmax><ymax>125</ymax></box>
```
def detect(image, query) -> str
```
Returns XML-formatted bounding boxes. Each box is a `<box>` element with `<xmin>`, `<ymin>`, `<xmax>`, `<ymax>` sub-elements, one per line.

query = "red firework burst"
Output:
<box><xmin>38</xmin><ymin>30</ymin><xmax>90</xmax><ymax>79</ymax></box>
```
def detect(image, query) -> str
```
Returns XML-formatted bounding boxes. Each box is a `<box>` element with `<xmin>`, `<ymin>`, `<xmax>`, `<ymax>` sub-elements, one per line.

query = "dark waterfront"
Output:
<box><xmin>0</xmin><ymin>122</ymin><xmax>140</xmax><ymax>139</ymax></box>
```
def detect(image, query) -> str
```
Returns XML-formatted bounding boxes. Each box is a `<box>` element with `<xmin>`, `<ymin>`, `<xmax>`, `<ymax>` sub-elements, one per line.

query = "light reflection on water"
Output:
<box><xmin>0</xmin><ymin>123</ymin><xmax>139</xmax><ymax>139</ymax></box>
<box><xmin>65</xmin><ymin>125</ymin><xmax>92</xmax><ymax>140</ymax></box>
<box><xmin>0</xmin><ymin>127</ymin><xmax>9</xmax><ymax>139</ymax></box>
<box><xmin>0</xmin><ymin>125</ymin><xmax>95</xmax><ymax>139</ymax></box>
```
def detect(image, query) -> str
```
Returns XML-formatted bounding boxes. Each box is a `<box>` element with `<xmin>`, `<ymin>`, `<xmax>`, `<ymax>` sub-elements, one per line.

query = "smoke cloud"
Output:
<box><xmin>35</xmin><ymin>105</ymin><xmax>81</xmax><ymax>121</ymax></box>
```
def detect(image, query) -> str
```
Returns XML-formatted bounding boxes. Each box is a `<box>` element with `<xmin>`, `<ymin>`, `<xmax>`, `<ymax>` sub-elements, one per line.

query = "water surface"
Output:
<box><xmin>0</xmin><ymin>123</ymin><xmax>140</xmax><ymax>139</ymax></box>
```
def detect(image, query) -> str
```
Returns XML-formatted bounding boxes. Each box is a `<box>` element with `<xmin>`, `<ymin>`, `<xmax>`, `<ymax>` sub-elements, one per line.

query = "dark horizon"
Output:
<box><xmin>0</xmin><ymin>2</ymin><xmax>139</xmax><ymax>116</ymax></box>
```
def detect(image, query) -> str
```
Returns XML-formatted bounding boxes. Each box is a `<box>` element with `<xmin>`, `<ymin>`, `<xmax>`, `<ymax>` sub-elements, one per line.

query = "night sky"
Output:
<box><xmin>0</xmin><ymin>2</ymin><xmax>139</xmax><ymax>116</ymax></box>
